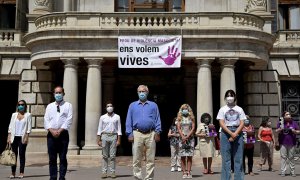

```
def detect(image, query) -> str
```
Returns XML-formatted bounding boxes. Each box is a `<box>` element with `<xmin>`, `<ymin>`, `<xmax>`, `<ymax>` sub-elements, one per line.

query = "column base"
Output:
<box><xmin>81</xmin><ymin>145</ymin><xmax>101</xmax><ymax>155</ymax></box>
<box><xmin>68</xmin><ymin>145</ymin><xmax>80</xmax><ymax>155</ymax></box>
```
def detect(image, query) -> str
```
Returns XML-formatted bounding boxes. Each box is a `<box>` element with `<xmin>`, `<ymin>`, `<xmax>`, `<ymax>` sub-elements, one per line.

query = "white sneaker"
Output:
<box><xmin>171</xmin><ymin>167</ymin><xmax>175</xmax><ymax>172</ymax></box>
<box><xmin>187</xmin><ymin>173</ymin><xmax>192</xmax><ymax>179</ymax></box>
<box><xmin>177</xmin><ymin>167</ymin><xmax>182</xmax><ymax>172</ymax></box>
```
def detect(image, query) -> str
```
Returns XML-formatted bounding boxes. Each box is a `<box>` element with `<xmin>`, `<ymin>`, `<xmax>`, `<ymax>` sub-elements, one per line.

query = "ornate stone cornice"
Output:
<box><xmin>245</xmin><ymin>0</ymin><xmax>267</xmax><ymax>13</ymax></box>
<box><xmin>33</xmin><ymin>0</ymin><xmax>53</xmax><ymax>13</ymax></box>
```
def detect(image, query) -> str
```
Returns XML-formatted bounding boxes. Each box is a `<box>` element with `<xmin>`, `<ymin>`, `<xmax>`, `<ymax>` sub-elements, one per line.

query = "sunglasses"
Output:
<box><xmin>18</xmin><ymin>104</ymin><xmax>25</xmax><ymax>106</ymax></box>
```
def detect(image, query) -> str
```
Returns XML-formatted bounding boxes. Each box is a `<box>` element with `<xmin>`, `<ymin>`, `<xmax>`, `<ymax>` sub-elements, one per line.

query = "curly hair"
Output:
<box><xmin>200</xmin><ymin>113</ymin><xmax>212</xmax><ymax>123</ymax></box>
<box><xmin>176</xmin><ymin>104</ymin><xmax>195</xmax><ymax>123</ymax></box>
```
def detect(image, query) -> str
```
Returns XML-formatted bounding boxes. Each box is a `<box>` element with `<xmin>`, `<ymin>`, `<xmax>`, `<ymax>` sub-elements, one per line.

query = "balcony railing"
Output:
<box><xmin>35</xmin><ymin>12</ymin><xmax>264</xmax><ymax>31</ymax></box>
<box><xmin>277</xmin><ymin>30</ymin><xmax>300</xmax><ymax>42</ymax></box>
<box><xmin>0</xmin><ymin>30</ymin><xmax>22</xmax><ymax>46</ymax></box>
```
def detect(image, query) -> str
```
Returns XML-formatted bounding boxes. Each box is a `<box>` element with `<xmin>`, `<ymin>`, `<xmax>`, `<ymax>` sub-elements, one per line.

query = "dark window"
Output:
<box><xmin>281</xmin><ymin>81</ymin><xmax>300</xmax><ymax>122</ymax></box>
<box><xmin>0</xmin><ymin>4</ymin><xmax>16</xmax><ymax>29</ymax></box>
<box><xmin>115</xmin><ymin>0</ymin><xmax>185</xmax><ymax>12</ymax></box>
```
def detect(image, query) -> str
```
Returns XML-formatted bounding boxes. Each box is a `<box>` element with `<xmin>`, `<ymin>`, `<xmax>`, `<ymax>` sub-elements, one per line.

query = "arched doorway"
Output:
<box><xmin>108</xmin><ymin>62</ymin><xmax>197</xmax><ymax>156</ymax></box>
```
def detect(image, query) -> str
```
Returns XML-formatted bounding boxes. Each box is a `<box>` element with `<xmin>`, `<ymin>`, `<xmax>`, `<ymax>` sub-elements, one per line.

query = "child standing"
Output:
<box><xmin>196</xmin><ymin>113</ymin><xmax>216</xmax><ymax>175</ymax></box>
<box><xmin>168</xmin><ymin>117</ymin><xmax>181</xmax><ymax>172</ymax></box>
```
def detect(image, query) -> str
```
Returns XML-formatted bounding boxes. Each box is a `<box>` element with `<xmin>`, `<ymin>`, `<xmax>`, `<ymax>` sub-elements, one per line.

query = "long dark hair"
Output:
<box><xmin>16</xmin><ymin>99</ymin><xmax>27</xmax><ymax>112</ymax></box>
<box><xmin>260</xmin><ymin>117</ymin><xmax>269</xmax><ymax>127</ymax></box>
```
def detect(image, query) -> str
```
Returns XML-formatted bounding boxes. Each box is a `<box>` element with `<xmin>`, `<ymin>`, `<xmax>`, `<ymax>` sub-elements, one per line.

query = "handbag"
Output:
<box><xmin>215</xmin><ymin>136</ymin><xmax>220</xmax><ymax>150</ymax></box>
<box><xmin>0</xmin><ymin>143</ymin><xmax>16</xmax><ymax>166</ymax></box>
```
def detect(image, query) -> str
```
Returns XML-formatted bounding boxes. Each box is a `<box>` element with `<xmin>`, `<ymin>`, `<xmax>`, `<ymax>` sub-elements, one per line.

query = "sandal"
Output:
<box><xmin>182</xmin><ymin>172</ymin><xmax>188</xmax><ymax>179</ymax></box>
<box><xmin>208</xmin><ymin>169</ymin><xmax>214</xmax><ymax>174</ymax></box>
<box><xmin>203</xmin><ymin>169</ymin><xmax>208</xmax><ymax>174</ymax></box>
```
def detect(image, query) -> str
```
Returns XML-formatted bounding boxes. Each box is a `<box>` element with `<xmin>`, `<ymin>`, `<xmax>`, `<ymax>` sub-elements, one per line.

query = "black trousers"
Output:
<box><xmin>11</xmin><ymin>136</ymin><xmax>27</xmax><ymax>174</ymax></box>
<box><xmin>243</xmin><ymin>147</ymin><xmax>254</xmax><ymax>173</ymax></box>
<box><xmin>47</xmin><ymin>131</ymin><xmax>69</xmax><ymax>180</ymax></box>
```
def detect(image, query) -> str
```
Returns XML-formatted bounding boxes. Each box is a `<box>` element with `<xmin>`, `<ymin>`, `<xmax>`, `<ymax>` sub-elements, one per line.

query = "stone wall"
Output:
<box><xmin>19</xmin><ymin>67</ymin><xmax>53</xmax><ymax>152</ymax></box>
<box><xmin>243</xmin><ymin>70</ymin><xmax>280</xmax><ymax>155</ymax></box>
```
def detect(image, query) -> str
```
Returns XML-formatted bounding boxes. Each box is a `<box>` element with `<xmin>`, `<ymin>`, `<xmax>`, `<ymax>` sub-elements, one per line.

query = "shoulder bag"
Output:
<box><xmin>0</xmin><ymin>143</ymin><xmax>16</xmax><ymax>166</ymax></box>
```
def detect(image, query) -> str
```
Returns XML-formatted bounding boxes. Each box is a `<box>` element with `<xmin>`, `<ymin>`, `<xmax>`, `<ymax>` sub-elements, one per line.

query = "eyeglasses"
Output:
<box><xmin>57</xmin><ymin>105</ymin><xmax>60</xmax><ymax>113</ymax></box>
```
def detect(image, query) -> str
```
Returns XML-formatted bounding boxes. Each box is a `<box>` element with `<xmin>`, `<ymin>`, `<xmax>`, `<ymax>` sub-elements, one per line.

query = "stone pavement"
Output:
<box><xmin>0</xmin><ymin>154</ymin><xmax>299</xmax><ymax>180</ymax></box>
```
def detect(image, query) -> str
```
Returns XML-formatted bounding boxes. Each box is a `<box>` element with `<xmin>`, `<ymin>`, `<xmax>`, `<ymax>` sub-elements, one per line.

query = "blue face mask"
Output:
<box><xmin>17</xmin><ymin>105</ymin><xmax>25</xmax><ymax>112</ymax></box>
<box><xmin>182</xmin><ymin>109</ymin><xmax>189</xmax><ymax>116</ymax></box>
<box><xmin>138</xmin><ymin>92</ymin><xmax>147</xmax><ymax>101</ymax></box>
<box><xmin>244</xmin><ymin>119</ymin><xmax>250</xmax><ymax>125</ymax></box>
<box><xmin>54</xmin><ymin>93</ymin><xmax>63</xmax><ymax>102</ymax></box>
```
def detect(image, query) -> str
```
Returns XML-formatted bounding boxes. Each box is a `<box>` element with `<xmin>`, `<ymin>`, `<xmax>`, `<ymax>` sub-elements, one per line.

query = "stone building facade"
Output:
<box><xmin>0</xmin><ymin>0</ymin><xmax>299</xmax><ymax>155</ymax></box>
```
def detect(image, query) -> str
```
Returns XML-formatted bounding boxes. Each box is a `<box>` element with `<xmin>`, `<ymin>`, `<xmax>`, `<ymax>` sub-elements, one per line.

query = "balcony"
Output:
<box><xmin>24</xmin><ymin>12</ymin><xmax>274</xmax><ymax>67</ymax></box>
<box><xmin>271</xmin><ymin>30</ymin><xmax>300</xmax><ymax>57</ymax></box>
<box><xmin>277</xmin><ymin>30</ymin><xmax>300</xmax><ymax>43</ymax></box>
<box><xmin>0</xmin><ymin>30</ymin><xmax>22</xmax><ymax>46</ymax></box>
<box><xmin>34</xmin><ymin>12</ymin><xmax>264</xmax><ymax>31</ymax></box>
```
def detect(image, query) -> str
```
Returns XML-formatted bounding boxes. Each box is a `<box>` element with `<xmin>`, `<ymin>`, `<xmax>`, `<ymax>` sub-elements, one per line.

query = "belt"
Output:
<box><xmin>134</xmin><ymin>129</ymin><xmax>153</xmax><ymax>134</ymax></box>
<box><xmin>102</xmin><ymin>132</ymin><xmax>117</xmax><ymax>135</ymax></box>
<box><xmin>226</xmin><ymin>126</ymin><xmax>239</xmax><ymax>128</ymax></box>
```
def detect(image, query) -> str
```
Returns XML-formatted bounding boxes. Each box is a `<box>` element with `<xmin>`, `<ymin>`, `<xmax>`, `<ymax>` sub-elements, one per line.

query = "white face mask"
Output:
<box><xmin>226</xmin><ymin>97</ymin><xmax>234</xmax><ymax>104</ymax></box>
<box><xmin>107</xmin><ymin>107</ymin><xmax>113</xmax><ymax>113</ymax></box>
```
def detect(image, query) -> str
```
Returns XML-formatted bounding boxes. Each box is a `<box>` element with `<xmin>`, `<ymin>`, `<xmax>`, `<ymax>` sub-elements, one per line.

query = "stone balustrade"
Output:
<box><xmin>35</xmin><ymin>12</ymin><xmax>264</xmax><ymax>31</ymax></box>
<box><xmin>0</xmin><ymin>30</ymin><xmax>22</xmax><ymax>46</ymax></box>
<box><xmin>278</xmin><ymin>30</ymin><xmax>300</xmax><ymax>42</ymax></box>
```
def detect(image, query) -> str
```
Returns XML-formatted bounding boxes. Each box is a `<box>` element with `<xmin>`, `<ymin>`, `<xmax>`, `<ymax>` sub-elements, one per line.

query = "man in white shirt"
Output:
<box><xmin>97</xmin><ymin>103</ymin><xmax>122</xmax><ymax>179</ymax></box>
<box><xmin>44</xmin><ymin>86</ymin><xmax>73</xmax><ymax>180</ymax></box>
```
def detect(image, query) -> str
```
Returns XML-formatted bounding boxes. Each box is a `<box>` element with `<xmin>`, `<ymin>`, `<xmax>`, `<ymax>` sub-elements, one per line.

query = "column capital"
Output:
<box><xmin>194</xmin><ymin>58</ymin><xmax>214</xmax><ymax>69</ymax></box>
<box><xmin>85</xmin><ymin>58</ymin><xmax>104</xmax><ymax>68</ymax></box>
<box><xmin>219</xmin><ymin>58</ymin><xmax>238</xmax><ymax>67</ymax></box>
<box><xmin>61</xmin><ymin>58</ymin><xmax>79</xmax><ymax>68</ymax></box>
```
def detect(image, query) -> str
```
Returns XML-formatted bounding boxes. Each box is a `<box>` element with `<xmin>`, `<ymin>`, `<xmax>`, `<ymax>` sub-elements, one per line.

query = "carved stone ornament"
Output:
<box><xmin>34</xmin><ymin>0</ymin><xmax>53</xmax><ymax>13</ymax></box>
<box><xmin>245</xmin><ymin>0</ymin><xmax>267</xmax><ymax>13</ymax></box>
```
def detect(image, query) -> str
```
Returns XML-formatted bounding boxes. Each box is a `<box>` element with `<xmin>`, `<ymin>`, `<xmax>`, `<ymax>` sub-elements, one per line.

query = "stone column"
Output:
<box><xmin>220</xmin><ymin>58</ymin><xmax>237</xmax><ymax>107</ymax></box>
<box><xmin>195</xmin><ymin>58</ymin><xmax>214</xmax><ymax>124</ymax></box>
<box><xmin>82</xmin><ymin>58</ymin><xmax>103</xmax><ymax>154</ymax></box>
<box><xmin>62</xmin><ymin>58</ymin><xmax>79</xmax><ymax>153</ymax></box>
<box><xmin>64</xmin><ymin>0</ymin><xmax>72</xmax><ymax>11</ymax></box>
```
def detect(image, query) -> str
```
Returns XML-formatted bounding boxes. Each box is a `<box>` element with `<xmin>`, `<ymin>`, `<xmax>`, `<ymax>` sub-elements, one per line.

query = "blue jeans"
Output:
<box><xmin>47</xmin><ymin>131</ymin><xmax>69</xmax><ymax>180</ymax></box>
<box><xmin>220</xmin><ymin>128</ymin><xmax>244</xmax><ymax>180</ymax></box>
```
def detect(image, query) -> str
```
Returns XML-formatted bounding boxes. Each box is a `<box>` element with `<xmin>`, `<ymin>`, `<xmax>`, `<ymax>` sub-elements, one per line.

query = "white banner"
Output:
<box><xmin>118</xmin><ymin>36</ymin><xmax>182</xmax><ymax>68</ymax></box>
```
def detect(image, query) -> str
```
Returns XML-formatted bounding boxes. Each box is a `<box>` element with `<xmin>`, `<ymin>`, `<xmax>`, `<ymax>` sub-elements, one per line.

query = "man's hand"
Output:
<box><xmin>154</xmin><ymin>133</ymin><xmax>160</xmax><ymax>142</ymax></box>
<box><xmin>97</xmin><ymin>140</ymin><xmax>102</xmax><ymax>146</ymax></box>
<box><xmin>128</xmin><ymin>136</ymin><xmax>134</xmax><ymax>143</ymax></box>
<box><xmin>49</xmin><ymin>129</ymin><xmax>59</xmax><ymax>138</ymax></box>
